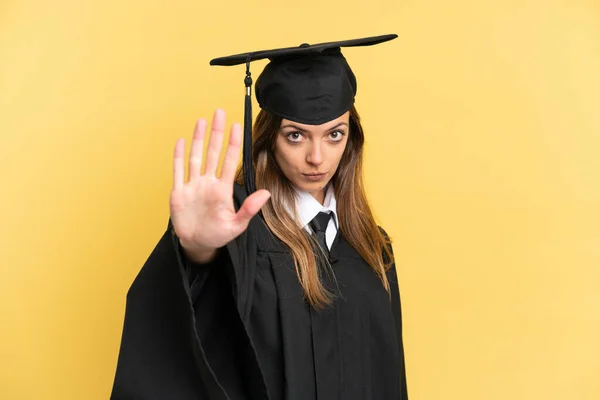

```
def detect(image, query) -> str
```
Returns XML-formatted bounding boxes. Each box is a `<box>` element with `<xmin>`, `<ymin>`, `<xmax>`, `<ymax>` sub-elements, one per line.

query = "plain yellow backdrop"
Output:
<box><xmin>1</xmin><ymin>0</ymin><xmax>599</xmax><ymax>399</ymax></box>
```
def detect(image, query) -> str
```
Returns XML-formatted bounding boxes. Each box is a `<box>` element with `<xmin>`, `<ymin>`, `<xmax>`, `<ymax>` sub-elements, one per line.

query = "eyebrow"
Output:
<box><xmin>279</xmin><ymin>122</ymin><xmax>349</xmax><ymax>132</ymax></box>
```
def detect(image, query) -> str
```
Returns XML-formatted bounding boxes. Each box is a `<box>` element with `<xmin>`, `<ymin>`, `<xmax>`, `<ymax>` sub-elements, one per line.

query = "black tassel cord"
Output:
<box><xmin>243</xmin><ymin>56</ymin><xmax>256</xmax><ymax>194</ymax></box>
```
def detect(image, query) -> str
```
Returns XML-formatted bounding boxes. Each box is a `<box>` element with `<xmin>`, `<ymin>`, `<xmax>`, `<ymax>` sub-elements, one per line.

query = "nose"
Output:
<box><xmin>306</xmin><ymin>141</ymin><xmax>324</xmax><ymax>166</ymax></box>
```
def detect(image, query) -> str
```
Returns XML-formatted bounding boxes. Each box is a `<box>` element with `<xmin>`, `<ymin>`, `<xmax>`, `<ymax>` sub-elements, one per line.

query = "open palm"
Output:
<box><xmin>170</xmin><ymin>109</ymin><xmax>270</xmax><ymax>260</ymax></box>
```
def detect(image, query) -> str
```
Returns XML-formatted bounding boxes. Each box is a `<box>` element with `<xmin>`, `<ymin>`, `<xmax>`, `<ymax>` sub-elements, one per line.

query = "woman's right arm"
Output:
<box><xmin>111</xmin><ymin>109</ymin><xmax>271</xmax><ymax>399</ymax></box>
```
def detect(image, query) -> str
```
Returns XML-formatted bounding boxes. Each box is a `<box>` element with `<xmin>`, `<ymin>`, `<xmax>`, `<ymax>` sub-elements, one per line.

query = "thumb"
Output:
<box><xmin>233</xmin><ymin>190</ymin><xmax>271</xmax><ymax>229</ymax></box>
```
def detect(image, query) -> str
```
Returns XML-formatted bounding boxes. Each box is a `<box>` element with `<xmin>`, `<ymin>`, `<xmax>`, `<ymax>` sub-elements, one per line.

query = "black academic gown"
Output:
<box><xmin>111</xmin><ymin>184</ymin><xmax>408</xmax><ymax>400</ymax></box>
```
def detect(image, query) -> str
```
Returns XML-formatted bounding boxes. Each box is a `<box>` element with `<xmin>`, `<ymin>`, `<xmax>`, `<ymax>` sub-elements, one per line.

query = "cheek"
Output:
<box><xmin>328</xmin><ymin>142</ymin><xmax>347</xmax><ymax>167</ymax></box>
<box><xmin>274</xmin><ymin>141</ymin><xmax>301</xmax><ymax>174</ymax></box>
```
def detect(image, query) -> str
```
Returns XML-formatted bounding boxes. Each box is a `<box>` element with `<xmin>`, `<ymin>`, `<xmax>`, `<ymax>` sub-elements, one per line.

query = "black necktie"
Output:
<box><xmin>309</xmin><ymin>211</ymin><xmax>332</xmax><ymax>254</ymax></box>
<box><xmin>308</xmin><ymin>211</ymin><xmax>338</xmax><ymax>399</ymax></box>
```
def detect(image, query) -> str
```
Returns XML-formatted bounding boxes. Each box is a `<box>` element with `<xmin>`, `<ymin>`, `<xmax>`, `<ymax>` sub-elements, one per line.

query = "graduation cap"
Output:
<box><xmin>209</xmin><ymin>34</ymin><xmax>398</xmax><ymax>194</ymax></box>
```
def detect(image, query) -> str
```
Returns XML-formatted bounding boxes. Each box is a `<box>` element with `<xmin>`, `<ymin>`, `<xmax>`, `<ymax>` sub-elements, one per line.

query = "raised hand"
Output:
<box><xmin>170</xmin><ymin>109</ymin><xmax>271</xmax><ymax>263</ymax></box>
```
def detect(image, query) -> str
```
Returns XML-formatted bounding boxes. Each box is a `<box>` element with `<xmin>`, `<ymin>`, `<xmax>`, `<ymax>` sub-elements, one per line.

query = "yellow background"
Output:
<box><xmin>1</xmin><ymin>0</ymin><xmax>599</xmax><ymax>399</ymax></box>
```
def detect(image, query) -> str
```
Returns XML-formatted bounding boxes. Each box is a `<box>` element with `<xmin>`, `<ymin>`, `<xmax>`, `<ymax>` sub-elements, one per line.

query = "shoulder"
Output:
<box><xmin>231</xmin><ymin>183</ymin><xmax>279</xmax><ymax>249</ymax></box>
<box><xmin>377</xmin><ymin>225</ymin><xmax>395</xmax><ymax>264</ymax></box>
<box><xmin>378</xmin><ymin>225</ymin><xmax>391</xmax><ymax>241</ymax></box>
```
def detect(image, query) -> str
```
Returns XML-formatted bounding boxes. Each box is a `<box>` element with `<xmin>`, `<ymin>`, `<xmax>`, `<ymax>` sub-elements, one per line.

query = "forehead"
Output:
<box><xmin>280</xmin><ymin>111</ymin><xmax>350</xmax><ymax>131</ymax></box>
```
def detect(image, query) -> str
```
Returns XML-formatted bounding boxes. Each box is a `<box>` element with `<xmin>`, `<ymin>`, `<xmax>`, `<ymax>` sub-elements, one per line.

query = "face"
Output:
<box><xmin>273</xmin><ymin>111</ymin><xmax>350</xmax><ymax>202</ymax></box>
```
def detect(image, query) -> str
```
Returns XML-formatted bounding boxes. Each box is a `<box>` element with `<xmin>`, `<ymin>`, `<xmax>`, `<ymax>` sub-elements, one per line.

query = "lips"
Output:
<box><xmin>302</xmin><ymin>172</ymin><xmax>327</xmax><ymax>181</ymax></box>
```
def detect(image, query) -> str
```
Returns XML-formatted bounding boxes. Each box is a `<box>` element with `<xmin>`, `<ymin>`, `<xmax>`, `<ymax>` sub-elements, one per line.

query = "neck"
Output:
<box><xmin>309</xmin><ymin>188</ymin><xmax>326</xmax><ymax>205</ymax></box>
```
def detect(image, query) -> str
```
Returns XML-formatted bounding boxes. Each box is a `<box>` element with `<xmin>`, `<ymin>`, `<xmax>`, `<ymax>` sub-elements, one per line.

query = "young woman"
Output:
<box><xmin>112</xmin><ymin>35</ymin><xmax>408</xmax><ymax>400</ymax></box>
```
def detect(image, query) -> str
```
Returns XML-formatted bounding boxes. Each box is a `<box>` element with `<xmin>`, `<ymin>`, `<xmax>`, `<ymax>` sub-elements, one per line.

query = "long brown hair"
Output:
<box><xmin>236</xmin><ymin>105</ymin><xmax>394</xmax><ymax>309</ymax></box>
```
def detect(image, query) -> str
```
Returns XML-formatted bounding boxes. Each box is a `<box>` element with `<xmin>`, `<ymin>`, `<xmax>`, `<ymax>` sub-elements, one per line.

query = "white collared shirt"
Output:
<box><xmin>295</xmin><ymin>185</ymin><xmax>339</xmax><ymax>250</ymax></box>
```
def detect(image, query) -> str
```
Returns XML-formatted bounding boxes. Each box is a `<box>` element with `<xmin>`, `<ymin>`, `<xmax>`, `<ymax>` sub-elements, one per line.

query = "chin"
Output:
<box><xmin>295</xmin><ymin>180</ymin><xmax>330</xmax><ymax>193</ymax></box>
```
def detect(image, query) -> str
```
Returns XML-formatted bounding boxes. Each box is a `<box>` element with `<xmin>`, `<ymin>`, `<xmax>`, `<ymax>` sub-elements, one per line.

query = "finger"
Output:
<box><xmin>234</xmin><ymin>190</ymin><xmax>271</xmax><ymax>229</ymax></box>
<box><xmin>173</xmin><ymin>138</ymin><xmax>185</xmax><ymax>190</ymax></box>
<box><xmin>204</xmin><ymin>109</ymin><xmax>226</xmax><ymax>176</ymax></box>
<box><xmin>188</xmin><ymin>118</ymin><xmax>206</xmax><ymax>181</ymax></box>
<box><xmin>219</xmin><ymin>122</ymin><xmax>242</xmax><ymax>183</ymax></box>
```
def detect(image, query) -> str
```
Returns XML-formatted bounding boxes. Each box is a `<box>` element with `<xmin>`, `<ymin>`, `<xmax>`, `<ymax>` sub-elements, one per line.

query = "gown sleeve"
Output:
<box><xmin>110</xmin><ymin>185</ymin><xmax>268</xmax><ymax>400</ymax></box>
<box><xmin>381</xmin><ymin>227</ymin><xmax>409</xmax><ymax>400</ymax></box>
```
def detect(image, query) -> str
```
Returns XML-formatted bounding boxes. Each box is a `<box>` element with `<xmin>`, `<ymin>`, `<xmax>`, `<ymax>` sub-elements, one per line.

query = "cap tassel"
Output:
<box><xmin>243</xmin><ymin>56</ymin><xmax>256</xmax><ymax>194</ymax></box>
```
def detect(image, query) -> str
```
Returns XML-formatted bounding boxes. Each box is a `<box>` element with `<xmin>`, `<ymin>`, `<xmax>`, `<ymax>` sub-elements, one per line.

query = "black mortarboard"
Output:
<box><xmin>209</xmin><ymin>34</ymin><xmax>398</xmax><ymax>194</ymax></box>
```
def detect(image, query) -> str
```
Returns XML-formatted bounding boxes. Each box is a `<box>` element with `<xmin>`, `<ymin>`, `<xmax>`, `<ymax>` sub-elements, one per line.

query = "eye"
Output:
<box><xmin>329</xmin><ymin>130</ymin><xmax>345</xmax><ymax>142</ymax></box>
<box><xmin>286</xmin><ymin>131</ymin><xmax>304</xmax><ymax>143</ymax></box>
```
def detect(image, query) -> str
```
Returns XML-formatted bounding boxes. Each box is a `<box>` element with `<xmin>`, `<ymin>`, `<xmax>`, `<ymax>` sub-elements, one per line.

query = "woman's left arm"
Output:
<box><xmin>386</xmin><ymin>261</ymin><xmax>409</xmax><ymax>399</ymax></box>
<box><xmin>381</xmin><ymin>227</ymin><xmax>409</xmax><ymax>400</ymax></box>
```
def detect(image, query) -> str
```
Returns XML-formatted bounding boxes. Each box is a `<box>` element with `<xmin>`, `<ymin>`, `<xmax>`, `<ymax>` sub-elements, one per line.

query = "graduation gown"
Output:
<box><xmin>111</xmin><ymin>184</ymin><xmax>408</xmax><ymax>400</ymax></box>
